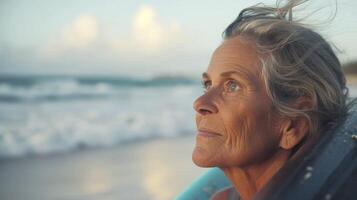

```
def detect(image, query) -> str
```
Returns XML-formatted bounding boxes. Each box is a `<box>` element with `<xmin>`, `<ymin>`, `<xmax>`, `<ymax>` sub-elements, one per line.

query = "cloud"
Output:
<box><xmin>41</xmin><ymin>14</ymin><xmax>98</xmax><ymax>60</ymax></box>
<box><xmin>63</xmin><ymin>15</ymin><xmax>98</xmax><ymax>48</ymax></box>
<box><xmin>133</xmin><ymin>5</ymin><xmax>164</xmax><ymax>51</ymax></box>
<box><xmin>1</xmin><ymin>6</ymin><xmax>209</xmax><ymax>76</ymax></box>
<box><xmin>132</xmin><ymin>5</ymin><xmax>181</xmax><ymax>52</ymax></box>
<box><xmin>112</xmin><ymin>5</ymin><xmax>184</xmax><ymax>56</ymax></box>
<box><xmin>41</xmin><ymin>6</ymin><xmax>184</xmax><ymax>62</ymax></box>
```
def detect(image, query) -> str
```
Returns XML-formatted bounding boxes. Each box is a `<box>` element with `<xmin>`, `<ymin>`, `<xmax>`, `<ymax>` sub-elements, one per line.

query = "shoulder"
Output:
<box><xmin>210</xmin><ymin>186</ymin><xmax>240</xmax><ymax>200</ymax></box>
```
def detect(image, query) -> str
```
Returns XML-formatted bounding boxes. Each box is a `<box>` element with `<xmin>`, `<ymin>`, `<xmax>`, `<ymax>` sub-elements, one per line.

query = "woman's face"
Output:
<box><xmin>192</xmin><ymin>36</ymin><xmax>281</xmax><ymax>168</ymax></box>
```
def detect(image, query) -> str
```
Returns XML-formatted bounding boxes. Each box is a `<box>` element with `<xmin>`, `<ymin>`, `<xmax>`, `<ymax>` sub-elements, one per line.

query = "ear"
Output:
<box><xmin>279</xmin><ymin>117</ymin><xmax>309</xmax><ymax>150</ymax></box>
<box><xmin>278</xmin><ymin>97</ymin><xmax>312</xmax><ymax>150</ymax></box>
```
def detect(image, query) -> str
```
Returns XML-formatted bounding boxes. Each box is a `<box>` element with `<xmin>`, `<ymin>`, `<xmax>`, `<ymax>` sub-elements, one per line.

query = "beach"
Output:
<box><xmin>0</xmin><ymin>136</ymin><xmax>206</xmax><ymax>200</ymax></box>
<box><xmin>1</xmin><ymin>0</ymin><xmax>357</xmax><ymax>199</ymax></box>
<box><xmin>0</xmin><ymin>75</ymin><xmax>205</xmax><ymax>200</ymax></box>
<box><xmin>0</xmin><ymin>75</ymin><xmax>356</xmax><ymax>200</ymax></box>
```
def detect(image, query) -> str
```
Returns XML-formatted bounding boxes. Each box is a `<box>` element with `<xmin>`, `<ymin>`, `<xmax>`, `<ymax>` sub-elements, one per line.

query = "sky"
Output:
<box><xmin>0</xmin><ymin>0</ymin><xmax>356</xmax><ymax>77</ymax></box>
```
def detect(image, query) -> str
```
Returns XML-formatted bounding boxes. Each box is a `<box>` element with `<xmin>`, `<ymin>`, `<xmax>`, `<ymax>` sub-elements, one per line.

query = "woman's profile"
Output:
<box><xmin>180</xmin><ymin>0</ymin><xmax>356</xmax><ymax>199</ymax></box>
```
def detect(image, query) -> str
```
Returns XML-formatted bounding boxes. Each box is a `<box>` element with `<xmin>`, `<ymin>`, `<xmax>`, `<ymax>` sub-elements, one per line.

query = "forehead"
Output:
<box><xmin>207</xmin><ymin>36</ymin><xmax>261</xmax><ymax>81</ymax></box>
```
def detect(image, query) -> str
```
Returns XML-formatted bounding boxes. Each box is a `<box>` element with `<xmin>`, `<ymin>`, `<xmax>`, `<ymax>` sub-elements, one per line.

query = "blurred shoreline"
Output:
<box><xmin>0</xmin><ymin>135</ymin><xmax>206</xmax><ymax>200</ymax></box>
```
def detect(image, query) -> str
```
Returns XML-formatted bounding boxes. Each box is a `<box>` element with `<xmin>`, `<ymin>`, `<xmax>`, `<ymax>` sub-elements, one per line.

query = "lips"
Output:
<box><xmin>197</xmin><ymin>129</ymin><xmax>222</xmax><ymax>137</ymax></box>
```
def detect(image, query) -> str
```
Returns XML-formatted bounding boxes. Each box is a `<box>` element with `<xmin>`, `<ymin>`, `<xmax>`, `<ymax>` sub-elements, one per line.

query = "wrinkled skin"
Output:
<box><xmin>192</xmin><ymin>36</ymin><xmax>282</xmax><ymax>168</ymax></box>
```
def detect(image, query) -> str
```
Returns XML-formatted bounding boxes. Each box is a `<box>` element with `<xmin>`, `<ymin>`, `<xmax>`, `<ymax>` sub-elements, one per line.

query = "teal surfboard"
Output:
<box><xmin>175</xmin><ymin>168</ymin><xmax>231</xmax><ymax>200</ymax></box>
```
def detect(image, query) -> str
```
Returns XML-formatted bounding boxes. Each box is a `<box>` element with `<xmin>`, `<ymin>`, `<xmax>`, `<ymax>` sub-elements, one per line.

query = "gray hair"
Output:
<box><xmin>223</xmin><ymin>0</ymin><xmax>351</xmax><ymax>139</ymax></box>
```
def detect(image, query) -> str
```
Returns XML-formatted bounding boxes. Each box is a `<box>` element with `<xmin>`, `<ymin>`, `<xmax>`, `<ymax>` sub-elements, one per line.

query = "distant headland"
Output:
<box><xmin>343</xmin><ymin>61</ymin><xmax>357</xmax><ymax>85</ymax></box>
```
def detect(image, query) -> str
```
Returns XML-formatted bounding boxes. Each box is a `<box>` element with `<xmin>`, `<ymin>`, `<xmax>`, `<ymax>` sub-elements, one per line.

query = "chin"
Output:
<box><xmin>192</xmin><ymin>146</ymin><xmax>217</xmax><ymax>167</ymax></box>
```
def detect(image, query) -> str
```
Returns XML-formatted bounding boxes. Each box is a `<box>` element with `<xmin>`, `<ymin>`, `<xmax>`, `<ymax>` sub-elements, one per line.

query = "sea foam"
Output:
<box><xmin>0</xmin><ymin>75</ymin><xmax>201</xmax><ymax>159</ymax></box>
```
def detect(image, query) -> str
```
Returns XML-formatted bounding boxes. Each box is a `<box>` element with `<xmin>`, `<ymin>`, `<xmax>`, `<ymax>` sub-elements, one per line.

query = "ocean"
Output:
<box><xmin>0</xmin><ymin>75</ymin><xmax>356</xmax><ymax>160</ymax></box>
<box><xmin>0</xmin><ymin>75</ymin><xmax>202</xmax><ymax>159</ymax></box>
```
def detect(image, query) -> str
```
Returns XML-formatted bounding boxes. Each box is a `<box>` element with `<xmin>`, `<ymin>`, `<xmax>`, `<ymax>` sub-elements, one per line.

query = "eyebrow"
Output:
<box><xmin>202</xmin><ymin>69</ymin><xmax>253</xmax><ymax>82</ymax></box>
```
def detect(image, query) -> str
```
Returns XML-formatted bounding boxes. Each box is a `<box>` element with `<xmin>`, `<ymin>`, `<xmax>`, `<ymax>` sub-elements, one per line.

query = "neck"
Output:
<box><xmin>220</xmin><ymin>149</ymin><xmax>290</xmax><ymax>200</ymax></box>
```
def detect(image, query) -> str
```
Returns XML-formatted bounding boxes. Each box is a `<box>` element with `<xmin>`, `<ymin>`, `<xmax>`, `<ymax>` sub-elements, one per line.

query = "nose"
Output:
<box><xmin>193</xmin><ymin>93</ymin><xmax>218</xmax><ymax>116</ymax></box>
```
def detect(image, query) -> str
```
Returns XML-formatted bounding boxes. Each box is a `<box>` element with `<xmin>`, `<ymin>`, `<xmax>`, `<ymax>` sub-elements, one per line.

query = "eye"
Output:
<box><xmin>201</xmin><ymin>80</ymin><xmax>212</xmax><ymax>92</ymax></box>
<box><xmin>224</xmin><ymin>80</ymin><xmax>240</xmax><ymax>93</ymax></box>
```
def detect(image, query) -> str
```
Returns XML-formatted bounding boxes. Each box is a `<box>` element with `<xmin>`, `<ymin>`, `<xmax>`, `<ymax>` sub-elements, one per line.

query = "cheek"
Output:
<box><xmin>220</xmin><ymin>98</ymin><xmax>251</xmax><ymax>149</ymax></box>
<box><xmin>222</xmin><ymin>112</ymin><xmax>256</xmax><ymax>162</ymax></box>
<box><xmin>224</xmin><ymin>116</ymin><xmax>248</xmax><ymax>153</ymax></box>
<box><xmin>220</xmin><ymin>100</ymin><xmax>279</xmax><ymax>166</ymax></box>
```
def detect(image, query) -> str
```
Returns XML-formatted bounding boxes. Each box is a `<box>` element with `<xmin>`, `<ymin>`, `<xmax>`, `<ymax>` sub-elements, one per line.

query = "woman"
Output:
<box><xmin>191</xmin><ymin>0</ymin><xmax>351</xmax><ymax>199</ymax></box>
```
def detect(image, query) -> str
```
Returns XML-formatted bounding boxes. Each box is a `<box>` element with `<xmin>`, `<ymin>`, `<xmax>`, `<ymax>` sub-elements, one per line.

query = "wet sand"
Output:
<box><xmin>0</xmin><ymin>136</ymin><xmax>206</xmax><ymax>200</ymax></box>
